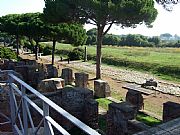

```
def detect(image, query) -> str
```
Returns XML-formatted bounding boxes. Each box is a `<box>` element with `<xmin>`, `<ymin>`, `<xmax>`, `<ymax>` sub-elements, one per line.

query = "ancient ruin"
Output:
<box><xmin>0</xmin><ymin>58</ymin><xmax>180</xmax><ymax>135</ymax></box>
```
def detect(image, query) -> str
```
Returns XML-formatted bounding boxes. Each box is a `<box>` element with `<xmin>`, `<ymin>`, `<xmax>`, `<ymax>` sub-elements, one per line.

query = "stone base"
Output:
<box><xmin>107</xmin><ymin>102</ymin><xmax>137</xmax><ymax>135</ymax></box>
<box><xmin>126</xmin><ymin>90</ymin><xmax>144</xmax><ymax>110</ymax></box>
<box><xmin>94</xmin><ymin>80</ymin><xmax>111</xmax><ymax>98</ymax></box>
<box><xmin>61</xmin><ymin>68</ymin><xmax>73</xmax><ymax>85</ymax></box>
<box><xmin>75</xmin><ymin>72</ymin><xmax>89</xmax><ymax>88</ymax></box>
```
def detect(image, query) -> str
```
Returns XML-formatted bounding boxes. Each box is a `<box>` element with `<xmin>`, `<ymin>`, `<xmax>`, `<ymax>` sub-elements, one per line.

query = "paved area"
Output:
<box><xmin>53</xmin><ymin>59</ymin><xmax>180</xmax><ymax>96</ymax></box>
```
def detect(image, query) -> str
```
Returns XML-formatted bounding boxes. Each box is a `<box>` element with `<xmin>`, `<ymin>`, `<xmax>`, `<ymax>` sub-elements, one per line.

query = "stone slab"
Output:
<box><xmin>123</xmin><ymin>84</ymin><xmax>154</xmax><ymax>95</ymax></box>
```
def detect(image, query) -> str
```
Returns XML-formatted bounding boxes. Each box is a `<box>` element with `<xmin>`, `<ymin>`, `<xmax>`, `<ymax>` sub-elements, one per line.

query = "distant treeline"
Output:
<box><xmin>86</xmin><ymin>28</ymin><xmax>180</xmax><ymax>47</ymax></box>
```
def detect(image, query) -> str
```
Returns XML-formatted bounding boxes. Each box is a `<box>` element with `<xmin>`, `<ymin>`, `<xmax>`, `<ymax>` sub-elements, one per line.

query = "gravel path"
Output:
<box><xmin>43</xmin><ymin>56</ymin><xmax>180</xmax><ymax>96</ymax></box>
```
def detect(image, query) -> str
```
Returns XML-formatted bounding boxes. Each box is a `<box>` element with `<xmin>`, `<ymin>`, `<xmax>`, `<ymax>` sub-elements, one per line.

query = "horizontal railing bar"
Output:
<box><xmin>9</xmin><ymin>73</ymin><xmax>101</xmax><ymax>135</ymax></box>
<box><xmin>45</xmin><ymin>116</ymin><xmax>70</xmax><ymax>135</ymax></box>
<box><xmin>24</xmin><ymin>96</ymin><xmax>43</xmax><ymax>116</ymax></box>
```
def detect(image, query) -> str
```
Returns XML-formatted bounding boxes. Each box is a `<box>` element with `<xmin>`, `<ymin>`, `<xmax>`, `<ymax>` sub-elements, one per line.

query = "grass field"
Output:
<box><xmin>54</xmin><ymin>43</ymin><xmax>180</xmax><ymax>66</ymax></box>
<box><xmin>46</xmin><ymin>42</ymin><xmax>180</xmax><ymax>82</ymax></box>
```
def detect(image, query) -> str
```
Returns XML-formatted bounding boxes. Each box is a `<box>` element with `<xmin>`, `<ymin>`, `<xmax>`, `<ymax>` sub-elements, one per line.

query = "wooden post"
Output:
<box><xmin>84</xmin><ymin>46</ymin><xmax>87</xmax><ymax>62</ymax></box>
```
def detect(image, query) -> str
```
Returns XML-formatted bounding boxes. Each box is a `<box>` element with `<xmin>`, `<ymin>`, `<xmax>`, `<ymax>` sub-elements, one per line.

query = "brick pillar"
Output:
<box><xmin>61</xmin><ymin>68</ymin><xmax>73</xmax><ymax>85</ymax></box>
<box><xmin>94</xmin><ymin>80</ymin><xmax>111</xmax><ymax>98</ymax></box>
<box><xmin>107</xmin><ymin>102</ymin><xmax>137</xmax><ymax>135</ymax></box>
<box><xmin>84</xmin><ymin>99</ymin><xmax>99</xmax><ymax>129</ymax></box>
<box><xmin>75</xmin><ymin>72</ymin><xmax>89</xmax><ymax>88</ymax></box>
<box><xmin>163</xmin><ymin>101</ymin><xmax>180</xmax><ymax>122</ymax></box>
<box><xmin>126</xmin><ymin>90</ymin><xmax>144</xmax><ymax>110</ymax></box>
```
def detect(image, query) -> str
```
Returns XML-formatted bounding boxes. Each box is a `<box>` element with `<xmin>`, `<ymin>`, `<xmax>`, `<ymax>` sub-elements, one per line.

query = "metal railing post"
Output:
<box><xmin>43</xmin><ymin>102</ymin><xmax>54</xmax><ymax>135</ymax></box>
<box><xmin>8</xmin><ymin>75</ymin><xmax>16</xmax><ymax>131</ymax></box>
<box><xmin>22</xmin><ymin>85</ymin><xmax>28</xmax><ymax>135</ymax></box>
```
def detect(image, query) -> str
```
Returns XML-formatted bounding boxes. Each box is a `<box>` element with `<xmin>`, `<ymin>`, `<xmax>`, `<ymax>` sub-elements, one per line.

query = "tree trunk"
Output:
<box><xmin>52</xmin><ymin>40</ymin><xmax>56</xmax><ymax>65</ymax></box>
<box><xmin>35</xmin><ymin>41</ymin><xmax>38</xmax><ymax>60</ymax></box>
<box><xmin>16</xmin><ymin>34</ymin><xmax>19</xmax><ymax>58</ymax></box>
<box><xmin>96</xmin><ymin>26</ymin><xmax>104</xmax><ymax>79</ymax></box>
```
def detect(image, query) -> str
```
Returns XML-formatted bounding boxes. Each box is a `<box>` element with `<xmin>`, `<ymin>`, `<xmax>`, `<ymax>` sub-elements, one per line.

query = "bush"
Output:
<box><xmin>23</xmin><ymin>40</ymin><xmax>35</xmax><ymax>51</ymax></box>
<box><xmin>0</xmin><ymin>47</ymin><xmax>17</xmax><ymax>60</ymax></box>
<box><xmin>68</xmin><ymin>48</ymin><xmax>84</xmax><ymax>60</ymax></box>
<box><xmin>42</xmin><ymin>45</ymin><xmax>52</xmax><ymax>55</ymax></box>
<box><xmin>38</xmin><ymin>43</ymin><xmax>53</xmax><ymax>55</ymax></box>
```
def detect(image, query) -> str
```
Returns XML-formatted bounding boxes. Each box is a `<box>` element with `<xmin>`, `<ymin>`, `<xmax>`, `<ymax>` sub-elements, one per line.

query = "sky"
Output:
<box><xmin>0</xmin><ymin>0</ymin><xmax>180</xmax><ymax>37</ymax></box>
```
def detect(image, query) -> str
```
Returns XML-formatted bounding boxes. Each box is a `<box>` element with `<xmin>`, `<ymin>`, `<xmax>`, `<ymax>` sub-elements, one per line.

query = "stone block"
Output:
<box><xmin>43</xmin><ymin>64</ymin><xmax>58</xmax><ymax>79</ymax></box>
<box><xmin>15</xmin><ymin>65</ymin><xmax>40</xmax><ymax>88</ymax></box>
<box><xmin>15</xmin><ymin>66</ymin><xmax>29</xmax><ymax>82</ymax></box>
<box><xmin>17</xmin><ymin>61</ymin><xmax>26</xmax><ymax>66</ymax></box>
<box><xmin>163</xmin><ymin>101</ymin><xmax>180</xmax><ymax>122</ymax></box>
<box><xmin>84</xmin><ymin>99</ymin><xmax>99</xmax><ymax>129</ymax></box>
<box><xmin>58</xmin><ymin>87</ymin><xmax>94</xmax><ymax>129</ymax></box>
<box><xmin>126</xmin><ymin>90</ymin><xmax>144</xmax><ymax>110</ymax></box>
<box><xmin>106</xmin><ymin>103</ymin><xmax>128</xmax><ymax>135</ymax></box>
<box><xmin>28</xmin><ymin>60</ymin><xmax>37</xmax><ymax>65</ymax></box>
<box><xmin>37</xmin><ymin>78</ymin><xmax>65</xmax><ymax>92</ymax></box>
<box><xmin>75</xmin><ymin>72</ymin><xmax>89</xmax><ymax>88</ymax></box>
<box><xmin>107</xmin><ymin>102</ymin><xmax>137</xmax><ymax>135</ymax></box>
<box><xmin>61</xmin><ymin>68</ymin><xmax>73</xmax><ymax>85</ymax></box>
<box><xmin>109</xmin><ymin>102</ymin><xmax>137</xmax><ymax>120</ymax></box>
<box><xmin>94</xmin><ymin>79</ymin><xmax>111</xmax><ymax>98</ymax></box>
<box><xmin>7</xmin><ymin>61</ymin><xmax>17</xmax><ymax>70</ymax></box>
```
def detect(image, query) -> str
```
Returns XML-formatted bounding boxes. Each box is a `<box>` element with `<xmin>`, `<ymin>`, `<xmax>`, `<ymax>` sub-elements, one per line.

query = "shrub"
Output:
<box><xmin>0</xmin><ymin>47</ymin><xmax>17</xmax><ymax>60</ymax></box>
<box><xmin>68</xmin><ymin>48</ymin><xmax>84</xmax><ymax>60</ymax></box>
<box><xmin>39</xmin><ymin>43</ymin><xmax>53</xmax><ymax>55</ymax></box>
<box><xmin>42</xmin><ymin>45</ymin><xmax>52</xmax><ymax>55</ymax></box>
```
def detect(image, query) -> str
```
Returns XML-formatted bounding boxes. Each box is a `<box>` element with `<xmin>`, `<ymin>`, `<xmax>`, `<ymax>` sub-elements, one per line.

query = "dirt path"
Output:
<box><xmin>21</xmin><ymin>54</ymin><xmax>180</xmax><ymax>118</ymax></box>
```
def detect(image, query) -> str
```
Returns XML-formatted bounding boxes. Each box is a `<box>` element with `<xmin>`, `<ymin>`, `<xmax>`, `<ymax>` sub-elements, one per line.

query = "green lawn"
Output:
<box><xmin>54</xmin><ymin>43</ymin><xmax>180</xmax><ymax>67</ymax></box>
<box><xmin>136</xmin><ymin>112</ymin><xmax>162</xmax><ymax>126</ymax></box>
<box><xmin>45</xmin><ymin>42</ymin><xmax>180</xmax><ymax>82</ymax></box>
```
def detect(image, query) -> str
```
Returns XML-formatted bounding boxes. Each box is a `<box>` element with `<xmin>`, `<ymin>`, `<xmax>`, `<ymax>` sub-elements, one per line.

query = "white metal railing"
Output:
<box><xmin>0</xmin><ymin>70</ymin><xmax>100</xmax><ymax>135</ymax></box>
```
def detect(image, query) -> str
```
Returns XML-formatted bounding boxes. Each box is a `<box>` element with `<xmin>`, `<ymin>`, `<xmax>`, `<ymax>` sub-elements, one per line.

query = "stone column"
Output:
<box><xmin>75</xmin><ymin>72</ymin><xmax>89</xmax><ymax>88</ymax></box>
<box><xmin>61</xmin><ymin>68</ymin><xmax>73</xmax><ymax>85</ymax></box>
<box><xmin>126</xmin><ymin>90</ymin><xmax>144</xmax><ymax>110</ymax></box>
<box><xmin>94</xmin><ymin>80</ymin><xmax>111</xmax><ymax>98</ymax></box>
<box><xmin>163</xmin><ymin>101</ymin><xmax>180</xmax><ymax>122</ymax></box>
<box><xmin>107</xmin><ymin>102</ymin><xmax>137</xmax><ymax>135</ymax></box>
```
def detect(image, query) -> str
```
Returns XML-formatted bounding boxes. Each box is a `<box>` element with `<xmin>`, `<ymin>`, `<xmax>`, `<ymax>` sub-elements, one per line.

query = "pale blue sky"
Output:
<box><xmin>0</xmin><ymin>0</ymin><xmax>180</xmax><ymax>36</ymax></box>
